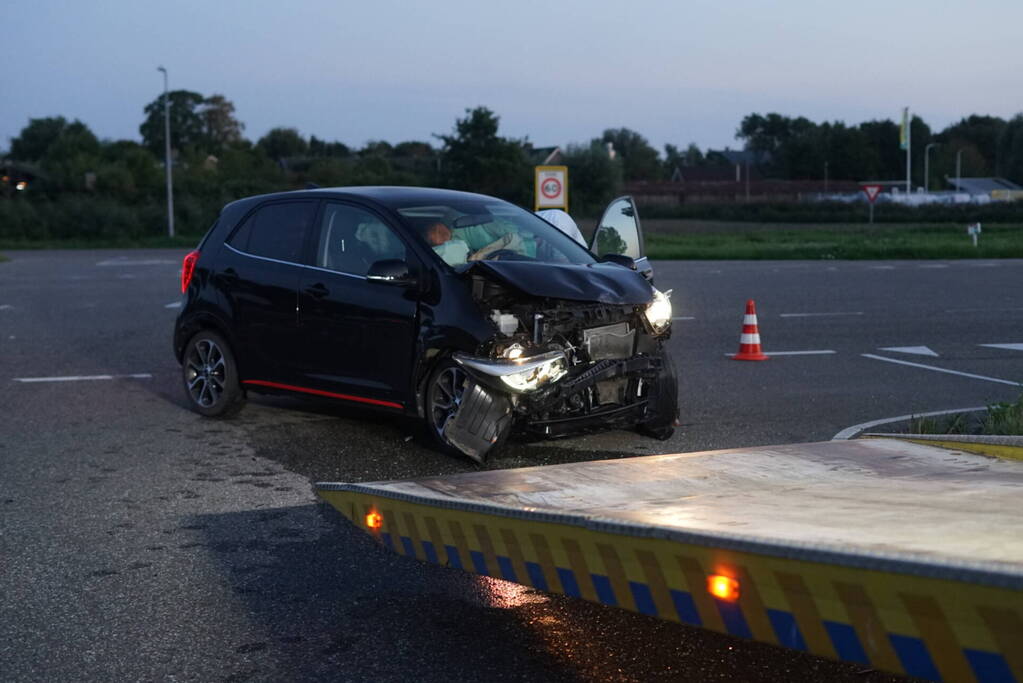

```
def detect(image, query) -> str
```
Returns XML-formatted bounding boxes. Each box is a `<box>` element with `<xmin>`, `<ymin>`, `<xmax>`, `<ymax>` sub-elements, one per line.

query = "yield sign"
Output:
<box><xmin>862</xmin><ymin>185</ymin><xmax>882</xmax><ymax>203</ymax></box>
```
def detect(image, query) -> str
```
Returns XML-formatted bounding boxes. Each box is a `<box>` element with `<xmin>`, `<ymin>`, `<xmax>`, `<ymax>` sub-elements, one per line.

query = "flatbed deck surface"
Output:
<box><xmin>335</xmin><ymin>439</ymin><xmax>1023</xmax><ymax>578</ymax></box>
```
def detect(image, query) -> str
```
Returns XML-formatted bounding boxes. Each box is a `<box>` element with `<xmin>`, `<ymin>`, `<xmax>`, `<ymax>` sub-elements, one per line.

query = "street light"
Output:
<box><xmin>157</xmin><ymin>66</ymin><xmax>174</xmax><ymax>238</ymax></box>
<box><xmin>924</xmin><ymin>143</ymin><xmax>939</xmax><ymax>193</ymax></box>
<box><xmin>955</xmin><ymin>148</ymin><xmax>965</xmax><ymax>194</ymax></box>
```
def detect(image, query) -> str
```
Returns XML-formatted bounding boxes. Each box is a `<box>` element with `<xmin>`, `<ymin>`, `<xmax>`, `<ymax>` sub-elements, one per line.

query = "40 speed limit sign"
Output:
<box><xmin>534</xmin><ymin>165</ymin><xmax>568</xmax><ymax>211</ymax></box>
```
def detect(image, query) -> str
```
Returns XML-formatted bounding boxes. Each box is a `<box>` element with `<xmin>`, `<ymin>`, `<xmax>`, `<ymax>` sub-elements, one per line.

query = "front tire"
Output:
<box><xmin>424</xmin><ymin>357</ymin><xmax>510</xmax><ymax>462</ymax></box>
<box><xmin>182</xmin><ymin>330</ymin><xmax>245</xmax><ymax>418</ymax></box>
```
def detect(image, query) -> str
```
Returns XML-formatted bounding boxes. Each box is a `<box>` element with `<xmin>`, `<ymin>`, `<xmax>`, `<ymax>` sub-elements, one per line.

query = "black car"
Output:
<box><xmin>173</xmin><ymin>187</ymin><xmax>677</xmax><ymax>461</ymax></box>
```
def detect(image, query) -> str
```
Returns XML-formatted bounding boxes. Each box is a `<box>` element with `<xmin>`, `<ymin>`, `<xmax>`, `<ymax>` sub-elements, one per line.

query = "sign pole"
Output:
<box><xmin>869</xmin><ymin>201</ymin><xmax>874</xmax><ymax>225</ymax></box>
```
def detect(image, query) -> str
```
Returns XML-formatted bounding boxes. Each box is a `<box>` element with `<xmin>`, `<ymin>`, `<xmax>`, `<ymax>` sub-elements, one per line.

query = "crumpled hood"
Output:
<box><xmin>469</xmin><ymin>260</ymin><xmax>654</xmax><ymax>305</ymax></box>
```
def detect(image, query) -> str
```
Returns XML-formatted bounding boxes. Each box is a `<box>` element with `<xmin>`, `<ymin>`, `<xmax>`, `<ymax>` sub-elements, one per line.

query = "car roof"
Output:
<box><xmin>222</xmin><ymin>186</ymin><xmax>505</xmax><ymax>215</ymax></box>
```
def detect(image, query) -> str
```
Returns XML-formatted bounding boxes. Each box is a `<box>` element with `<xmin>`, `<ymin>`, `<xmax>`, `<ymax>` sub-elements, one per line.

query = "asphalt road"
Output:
<box><xmin>2</xmin><ymin>249</ymin><xmax>1021</xmax><ymax>682</ymax></box>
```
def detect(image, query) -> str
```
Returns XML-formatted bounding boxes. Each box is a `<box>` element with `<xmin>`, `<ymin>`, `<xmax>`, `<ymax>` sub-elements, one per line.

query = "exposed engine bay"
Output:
<box><xmin>440</xmin><ymin>270</ymin><xmax>677</xmax><ymax>462</ymax></box>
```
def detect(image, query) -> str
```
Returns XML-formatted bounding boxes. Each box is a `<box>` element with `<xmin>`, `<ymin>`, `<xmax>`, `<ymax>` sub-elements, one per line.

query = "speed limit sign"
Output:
<box><xmin>534</xmin><ymin>165</ymin><xmax>568</xmax><ymax>211</ymax></box>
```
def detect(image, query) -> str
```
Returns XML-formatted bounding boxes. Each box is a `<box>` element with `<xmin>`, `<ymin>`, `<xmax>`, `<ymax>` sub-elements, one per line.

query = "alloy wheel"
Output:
<box><xmin>185</xmin><ymin>338</ymin><xmax>227</xmax><ymax>408</ymax></box>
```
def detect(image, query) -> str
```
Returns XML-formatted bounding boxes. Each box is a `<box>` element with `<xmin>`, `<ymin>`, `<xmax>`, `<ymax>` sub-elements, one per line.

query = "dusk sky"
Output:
<box><xmin>4</xmin><ymin>1</ymin><xmax>1022</xmax><ymax>153</ymax></box>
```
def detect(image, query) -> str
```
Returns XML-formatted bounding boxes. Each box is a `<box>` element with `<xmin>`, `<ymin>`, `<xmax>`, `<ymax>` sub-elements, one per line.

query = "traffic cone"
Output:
<box><xmin>733</xmin><ymin>299</ymin><xmax>769</xmax><ymax>361</ymax></box>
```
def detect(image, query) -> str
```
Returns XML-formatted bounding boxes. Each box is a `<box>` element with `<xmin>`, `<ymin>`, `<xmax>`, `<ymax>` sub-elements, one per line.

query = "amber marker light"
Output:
<box><xmin>708</xmin><ymin>574</ymin><xmax>740</xmax><ymax>601</ymax></box>
<box><xmin>365</xmin><ymin>511</ymin><xmax>383</xmax><ymax>529</ymax></box>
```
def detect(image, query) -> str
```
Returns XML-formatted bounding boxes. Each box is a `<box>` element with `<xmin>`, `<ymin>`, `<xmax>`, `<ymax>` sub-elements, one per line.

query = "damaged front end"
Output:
<box><xmin>438</xmin><ymin>263</ymin><xmax>678</xmax><ymax>462</ymax></box>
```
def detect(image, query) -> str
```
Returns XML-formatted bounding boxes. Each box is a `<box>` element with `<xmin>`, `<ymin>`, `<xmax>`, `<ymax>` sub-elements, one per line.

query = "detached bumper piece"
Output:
<box><xmin>442</xmin><ymin>379</ymin><xmax>512</xmax><ymax>463</ymax></box>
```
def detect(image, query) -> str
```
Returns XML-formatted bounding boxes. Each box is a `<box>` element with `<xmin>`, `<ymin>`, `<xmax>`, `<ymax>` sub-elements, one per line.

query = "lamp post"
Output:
<box><xmin>157</xmin><ymin>66</ymin><xmax>174</xmax><ymax>238</ymax></box>
<box><xmin>924</xmin><ymin>143</ymin><xmax>939</xmax><ymax>193</ymax></box>
<box><xmin>955</xmin><ymin>148</ymin><xmax>964</xmax><ymax>193</ymax></box>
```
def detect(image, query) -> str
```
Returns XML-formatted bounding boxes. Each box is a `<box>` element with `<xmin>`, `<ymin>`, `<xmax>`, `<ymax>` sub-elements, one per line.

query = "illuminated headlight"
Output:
<box><xmin>500</xmin><ymin>354</ymin><xmax>567</xmax><ymax>392</ymax></box>
<box><xmin>643</xmin><ymin>288</ymin><xmax>672</xmax><ymax>333</ymax></box>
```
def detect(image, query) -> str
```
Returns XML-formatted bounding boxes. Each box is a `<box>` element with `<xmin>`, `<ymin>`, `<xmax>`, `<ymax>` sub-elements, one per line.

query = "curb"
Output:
<box><xmin>861</xmin><ymin>432</ymin><xmax>1023</xmax><ymax>461</ymax></box>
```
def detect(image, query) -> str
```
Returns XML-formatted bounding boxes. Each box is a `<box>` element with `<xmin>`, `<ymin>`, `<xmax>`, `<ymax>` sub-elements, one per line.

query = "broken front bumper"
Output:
<box><xmin>454</xmin><ymin>351</ymin><xmax>672</xmax><ymax>440</ymax></box>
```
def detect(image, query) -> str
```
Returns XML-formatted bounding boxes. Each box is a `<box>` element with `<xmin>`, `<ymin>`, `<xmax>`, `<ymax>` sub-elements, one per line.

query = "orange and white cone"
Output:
<box><xmin>733</xmin><ymin>299</ymin><xmax>768</xmax><ymax>361</ymax></box>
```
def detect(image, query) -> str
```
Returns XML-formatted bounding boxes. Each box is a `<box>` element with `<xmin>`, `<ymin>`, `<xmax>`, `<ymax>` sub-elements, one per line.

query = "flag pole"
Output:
<box><xmin>904</xmin><ymin>107</ymin><xmax>911</xmax><ymax>194</ymax></box>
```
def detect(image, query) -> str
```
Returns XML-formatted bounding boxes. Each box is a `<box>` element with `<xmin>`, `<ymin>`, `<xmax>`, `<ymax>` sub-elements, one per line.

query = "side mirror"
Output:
<box><xmin>366</xmin><ymin>259</ymin><xmax>416</xmax><ymax>286</ymax></box>
<box><xmin>601</xmin><ymin>253</ymin><xmax>637</xmax><ymax>270</ymax></box>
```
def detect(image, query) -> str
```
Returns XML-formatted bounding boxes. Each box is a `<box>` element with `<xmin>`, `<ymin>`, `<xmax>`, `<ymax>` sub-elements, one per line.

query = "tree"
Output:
<box><xmin>140</xmin><ymin>90</ymin><xmax>206</xmax><ymax>155</ymax></box>
<box><xmin>562</xmin><ymin>142</ymin><xmax>622</xmax><ymax>214</ymax></box>
<box><xmin>257</xmin><ymin>127</ymin><xmax>308</xmax><ymax>162</ymax></box>
<box><xmin>436</xmin><ymin>107</ymin><xmax>530</xmax><ymax>202</ymax></box>
<box><xmin>1001</xmin><ymin>114</ymin><xmax>1023</xmax><ymax>185</ymax></box>
<box><xmin>309</xmin><ymin>136</ymin><xmax>350</xmax><ymax>158</ymax></box>
<box><xmin>198</xmin><ymin>94</ymin><xmax>245</xmax><ymax>152</ymax></box>
<box><xmin>600</xmin><ymin>128</ymin><xmax>661</xmax><ymax>181</ymax></box>
<box><xmin>9</xmin><ymin>116</ymin><xmax>71</xmax><ymax>160</ymax></box>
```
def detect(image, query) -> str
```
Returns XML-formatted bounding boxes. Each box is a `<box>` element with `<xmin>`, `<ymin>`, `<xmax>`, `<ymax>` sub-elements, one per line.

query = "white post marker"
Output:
<box><xmin>967</xmin><ymin>222</ymin><xmax>982</xmax><ymax>247</ymax></box>
<box><xmin>534</xmin><ymin>165</ymin><xmax>568</xmax><ymax>212</ymax></box>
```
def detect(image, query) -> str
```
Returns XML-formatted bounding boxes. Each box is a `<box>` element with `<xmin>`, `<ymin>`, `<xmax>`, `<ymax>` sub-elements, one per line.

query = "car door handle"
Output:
<box><xmin>220</xmin><ymin>267</ymin><xmax>239</xmax><ymax>284</ymax></box>
<box><xmin>303</xmin><ymin>283</ymin><xmax>329</xmax><ymax>299</ymax></box>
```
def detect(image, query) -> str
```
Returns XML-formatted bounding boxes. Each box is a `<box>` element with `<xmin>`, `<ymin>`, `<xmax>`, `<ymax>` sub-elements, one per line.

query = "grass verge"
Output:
<box><xmin>645</xmin><ymin>223</ymin><xmax>1023</xmax><ymax>259</ymax></box>
<box><xmin>911</xmin><ymin>394</ymin><xmax>1023</xmax><ymax>436</ymax></box>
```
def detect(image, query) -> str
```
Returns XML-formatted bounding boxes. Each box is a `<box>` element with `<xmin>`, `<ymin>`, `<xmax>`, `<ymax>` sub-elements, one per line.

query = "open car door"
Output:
<box><xmin>589</xmin><ymin>196</ymin><xmax>653</xmax><ymax>281</ymax></box>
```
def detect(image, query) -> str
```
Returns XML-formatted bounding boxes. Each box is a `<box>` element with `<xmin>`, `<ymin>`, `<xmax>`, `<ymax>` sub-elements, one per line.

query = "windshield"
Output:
<box><xmin>393</xmin><ymin>198</ymin><xmax>596</xmax><ymax>268</ymax></box>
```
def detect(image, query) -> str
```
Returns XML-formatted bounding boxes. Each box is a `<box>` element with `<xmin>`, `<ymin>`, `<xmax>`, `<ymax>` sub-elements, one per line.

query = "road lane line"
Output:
<box><xmin>672</xmin><ymin>316</ymin><xmax>694</xmax><ymax>321</ymax></box>
<box><xmin>96</xmin><ymin>259</ymin><xmax>177</xmax><ymax>266</ymax></box>
<box><xmin>832</xmin><ymin>406</ymin><xmax>988</xmax><ymax>440</ymax></box>
<box><xmin>13</xmin><ymin>373</ymin><xmax>153</xmax><ymax>383</ymax></box>
<box><xmin>779</xmin><ymin>312</ymin><xmax>863</xmax><ymax>318</ymax></box>
<box><xmin>0</xmin><ymin>304</ymin><xmax>13</xmax><ymax>310</ymax></box>
<box><xmin>722</xmin><ymin>350</ymin><xmax>836</xmax><ymax>357</ymax></box>
<box><xmin>879</xmin><ymin>346</ymin><xmax>939</xmax><ymax>357</ymax></box>
<box><xmin>981</xmin><ymin>343</ymin><xmax>1023</xmax><ymax>352</ymax></box>
<box><xmin>918</xmin><ymin>263</ymin><xmax>949</xmax><ymax>269</ymax></box>
<box><xmin>861</xmin><ymin>354</ymin><xmax>1021</xmax><ymax>387</ymax></box>
<box><xmin>165</xmin><ymin>301</ymin><xmax>182</xmax><ymax>309</ymax></box>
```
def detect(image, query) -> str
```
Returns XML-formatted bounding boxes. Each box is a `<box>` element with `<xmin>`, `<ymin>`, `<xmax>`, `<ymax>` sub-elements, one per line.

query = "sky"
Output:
<box><xmin>4</xmin><ymin>1</ymin><xmax>1022</xmax><ymax>154</ymax></box>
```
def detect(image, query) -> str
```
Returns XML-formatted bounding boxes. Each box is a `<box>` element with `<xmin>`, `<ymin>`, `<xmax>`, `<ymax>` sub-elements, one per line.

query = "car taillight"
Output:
<box><xmin>181</xmin><ymin>250</ymin><xmax>200</xmax><ymax>293</ymax></box>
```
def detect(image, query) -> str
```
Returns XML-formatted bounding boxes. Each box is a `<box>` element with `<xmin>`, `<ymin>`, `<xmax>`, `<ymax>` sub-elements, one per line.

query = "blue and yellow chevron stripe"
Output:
<box><xmin>318</xmin><ymin>487</ymin><xmax>1021</xmax><ymax>683</ymax></box>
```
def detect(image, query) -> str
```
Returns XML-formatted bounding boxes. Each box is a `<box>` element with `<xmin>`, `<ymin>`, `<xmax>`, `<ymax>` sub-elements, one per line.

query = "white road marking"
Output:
<box><xmin>96</xmin><ymin>259</ymin><xmax>177</xmax><ymax>266</ymax></box>
<box><xmin>879</xmin><ymin>346</ymin><xmax>938</xmax><ymax>357</ymax></box>
<box><xmin>861</xmin><ymin>354</ymin><xmax>1022</xmax><ymax>387</ymax></box>
<box><xmin>866</xmin><ymin>265</ymin><xmax>895</xmax><ymax>270</ymax></box>
<box><xmin>13</xmin><ymin>373</ymin><xmax>152</xmax><ymax>383</ymax></box>
<box><xmin>779</xmin><ymin>312</ymin><xmax>863</xmax><ymax>318</ymax></box>
<box><xmin>0</xmin><ymin>304</ymin><xmax>12</xmax><ymax>311</ymax></box>
<box><xmin>918</xmin><ymin>263</ymin><xmax>949</xmax><ymax>269</ymax></box>
<box><xmin>671</xmin><ymin>316</ymin><xmax>694</xmax><ymax>321</ymax></box>
<box><xmin>723</xmin><ymin>350</ymin><xmax>835</xmax><ymax>357</ymax></box>
<box><xmin>981</xmin><ymin>343</ymin><xmax>1023</xmax><ymax>352</ymax></box>
<box><xmin>832</xmin><ymin>406</ymin><xmax>987</xmax><ymax>440</ymax></box>
<box><xmin>165</xmin><ymin>301</ymin><xmax>182</xmax><ymax>309</ymax></box>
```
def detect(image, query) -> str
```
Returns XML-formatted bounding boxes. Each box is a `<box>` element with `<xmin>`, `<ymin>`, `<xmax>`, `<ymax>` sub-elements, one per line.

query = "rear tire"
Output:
<box><xmin>182</xmin><ymin>330</ymin><xmax>245</xmax><ymax>418</ymax></box>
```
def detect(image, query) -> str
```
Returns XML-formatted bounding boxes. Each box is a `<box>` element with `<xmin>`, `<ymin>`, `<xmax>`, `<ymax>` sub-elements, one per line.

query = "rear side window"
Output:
<box><xmin>229</xmin><ymin>201</ymin><xmax>316</xmax><ymax>263</ymax></box>
<box><xmin>315</xmin><ymin>202</ymin><xmax>406</xmax><ymax>276</ymax></box>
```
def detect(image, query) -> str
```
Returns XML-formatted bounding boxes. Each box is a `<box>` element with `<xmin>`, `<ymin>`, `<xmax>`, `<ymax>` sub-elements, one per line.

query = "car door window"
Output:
<box><xmin>591</xmin><ymin>197</ymin><xmax>643</xmax><ymax>260</ymax></box>
<box><xmin>316</xmin><ymin>203</ymin><xmax>406</xmax><ymax>276</ymax></box>
<box><xmin>230</xmin><ymin>201</ymin><xmax>316</xmax><ymax>263</ymax></box>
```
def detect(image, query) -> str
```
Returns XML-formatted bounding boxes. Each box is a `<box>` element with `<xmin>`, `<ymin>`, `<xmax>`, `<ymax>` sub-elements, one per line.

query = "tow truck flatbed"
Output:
<box><xmin>317</xmin><ymin>438</ymin><xmax>1023</xmax><ymax>682</ymax></box>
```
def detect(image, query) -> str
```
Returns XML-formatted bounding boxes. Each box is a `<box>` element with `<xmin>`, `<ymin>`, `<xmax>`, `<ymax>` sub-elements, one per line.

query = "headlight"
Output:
<box><xmin>500</xmin><ymin>354</ymin><xmax>567</xmax><ymax>392</ymax></box>
<box><xmin>453</xmin><ymin>350</ymin><xmax>568</xmax><ymax>393</ymax></box>
<box><xmin>643</xmin><ymin>288</ymin><xmax>672</xmax><ymax>334</ymax></box>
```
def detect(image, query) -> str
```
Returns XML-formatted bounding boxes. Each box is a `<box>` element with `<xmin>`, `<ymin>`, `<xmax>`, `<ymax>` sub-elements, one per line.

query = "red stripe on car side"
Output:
<box><xmin>242</xmin><ymin>380</ymin><xmax>403</xmax><ymax>409</ymax></box>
